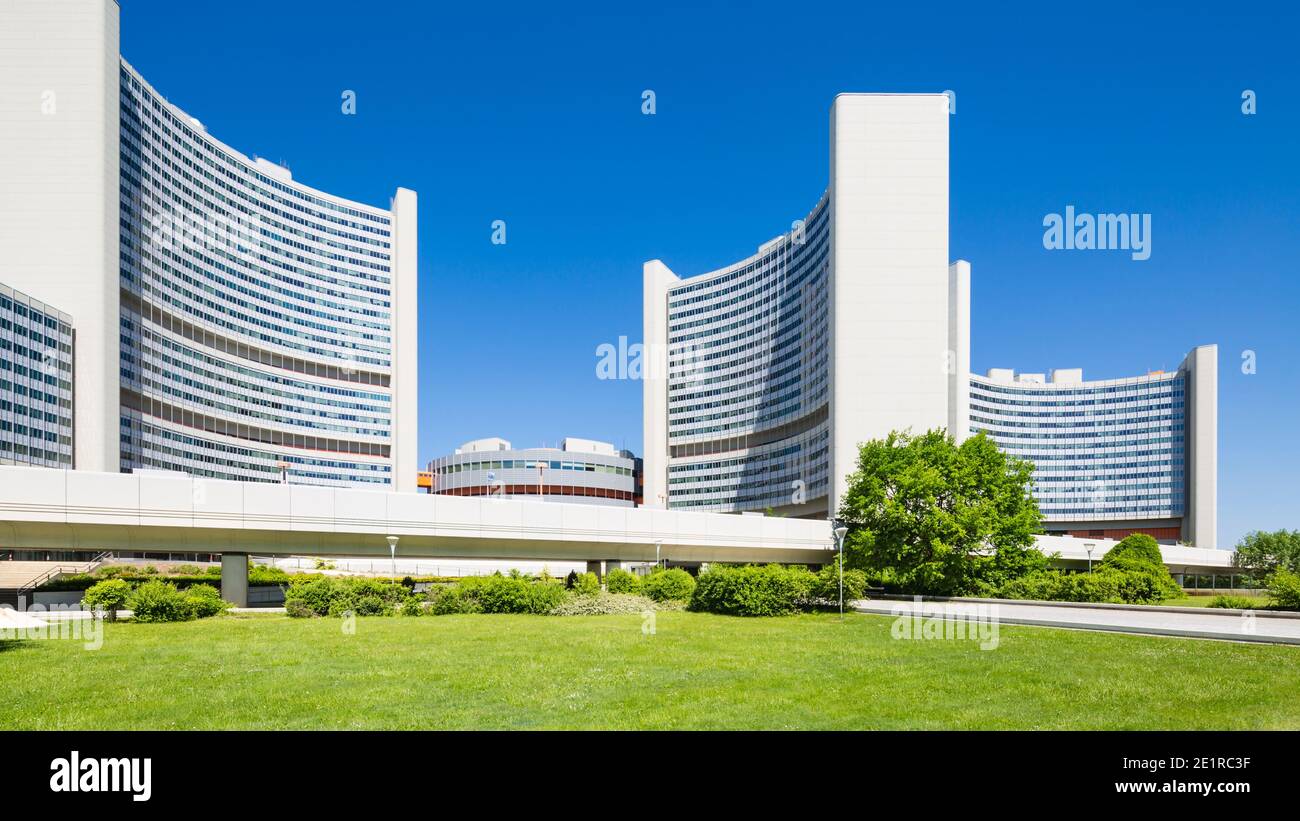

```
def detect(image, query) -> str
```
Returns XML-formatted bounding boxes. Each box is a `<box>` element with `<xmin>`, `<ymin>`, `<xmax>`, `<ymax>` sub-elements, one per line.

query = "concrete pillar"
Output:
<box><xmin>585</xmin><ymin>560</ymin><xmax>604</xmax><ymax>580</ymax></box>
<box><xmin>221</xmin><ymin>553</ymin><xmax>248</xmax><ymax>608</ymax></box>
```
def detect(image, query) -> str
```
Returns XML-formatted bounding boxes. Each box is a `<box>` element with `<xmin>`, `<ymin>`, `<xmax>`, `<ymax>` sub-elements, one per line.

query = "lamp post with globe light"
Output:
<box><xmin>833</xmin><ymin>523</ymin><xmax>849</xmax><ymax>620</ymax></box>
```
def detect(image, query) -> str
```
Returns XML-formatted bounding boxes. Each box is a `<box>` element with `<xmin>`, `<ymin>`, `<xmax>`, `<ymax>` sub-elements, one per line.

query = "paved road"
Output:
<box><xmin>853</xmin><ymin>598</ymin><xmax>1300</xmax><ymax>645</ymax></box>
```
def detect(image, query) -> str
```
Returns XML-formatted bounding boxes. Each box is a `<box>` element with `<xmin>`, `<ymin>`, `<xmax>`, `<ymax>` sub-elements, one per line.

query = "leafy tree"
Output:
<box><xmin>836</xmin><ymin>429</ymin><xmax>1045</xmax><ymax>596</ymax></box>
<box><xmin>1233</xmin><ymin>530</ymin><xmax>1300</xmax><ymax>581</ymax></box>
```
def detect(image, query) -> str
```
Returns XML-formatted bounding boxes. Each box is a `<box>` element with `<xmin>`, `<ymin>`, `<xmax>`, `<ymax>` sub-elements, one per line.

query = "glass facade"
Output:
<box><xmin>429</xmin><ymin>444</ymin><xmax>640</xmax><ymax>507</ymax></box>
<box><xmin>665</xmin><ymin>195</ymin><xmax>830</xmax><ymax>512</ymax></box>
<box><xmin>969</xmin><ymin>371</ymin><xmax>1186</xmax><ymax>523</ymax></box>
<box><xmin>116</xmin><ymin>61</ymin><xmax>396</xmax><ymax>487</ymax></box>
<box><xmin>0</xmin><ymin>283</ymin><xmax>73</xmax><ymax>468</ymax></box>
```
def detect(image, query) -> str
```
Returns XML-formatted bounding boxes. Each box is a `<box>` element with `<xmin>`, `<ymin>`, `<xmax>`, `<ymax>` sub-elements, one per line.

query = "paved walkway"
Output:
<box><xmin>852</xmin><ymin>598</ymin><xmax>1300</xmax><ymax>645</ymax></box>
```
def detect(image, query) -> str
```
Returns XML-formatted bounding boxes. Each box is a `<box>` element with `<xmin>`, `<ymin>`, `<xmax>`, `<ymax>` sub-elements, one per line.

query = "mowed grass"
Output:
<box><xmin>2</xmin><ymin>611</ymin><xmax>1299</xmax><ymax>730</ymax></box>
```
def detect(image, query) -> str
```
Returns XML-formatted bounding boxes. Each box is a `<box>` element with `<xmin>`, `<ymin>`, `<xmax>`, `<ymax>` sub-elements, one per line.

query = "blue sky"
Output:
<box><xmin>120</xmin><ymin>0</ymin><xmax>1299</xmax><ymax>546</ymax></box>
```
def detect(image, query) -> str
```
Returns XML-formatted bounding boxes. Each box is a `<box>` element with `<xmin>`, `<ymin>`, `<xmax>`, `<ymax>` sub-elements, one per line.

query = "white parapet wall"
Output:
<box><xmin>0</xmin><ymin>466</ymin><xmax>835</xmax><ymax>565</ymax></box>
<box><xmin>1034</xmin><ymin>533</ymin><xmax>1234</xmax><ymax>574</ymax></box>
<box><xmin>0</xmin><ymin>467</ymin><xmax>1235</xmax><ymax>572</ymax></box>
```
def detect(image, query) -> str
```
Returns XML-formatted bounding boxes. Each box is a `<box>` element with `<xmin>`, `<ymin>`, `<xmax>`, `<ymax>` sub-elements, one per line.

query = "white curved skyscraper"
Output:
<box><xmin>0</xmin><ymin>0</ymin><xmax>418</xmax><ymax>488</ymax></box>
<box><xmin>643</xmin><ymin>94</ymin><xmax>1217</xmax><ymax>546</ymax></box>
<box><xmin>645</xmin><ymin>94</ymin><xmax>956</xmax><ymax>518</ymax></box>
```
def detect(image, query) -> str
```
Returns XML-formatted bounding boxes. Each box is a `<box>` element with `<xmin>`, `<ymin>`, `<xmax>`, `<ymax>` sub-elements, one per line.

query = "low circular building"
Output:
<box><xmin>428</xmin><ymin>437</ymin><xmax>641</xmax><ymax>506</ymax></box>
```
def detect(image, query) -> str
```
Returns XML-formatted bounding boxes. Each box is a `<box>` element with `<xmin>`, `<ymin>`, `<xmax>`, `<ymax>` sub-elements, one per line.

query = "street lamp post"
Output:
<box><xmin>1085</xmin><ymin>543</ymin><xmax>1095</xmax><ymax>574</ymax></box>
<box><xmin>386</xmin><ymin>535</ymin><xmax>399</xmax><ymax>578</ymax></box>
<box><xmin>833</xmin><ymin>524</ymin><xmax>848</xmax><ymax>620</ymax></box>
<box><xmin>654</xmin><ymin>539</ymin><xmax>662</xmax><ymax>570</ymax></box>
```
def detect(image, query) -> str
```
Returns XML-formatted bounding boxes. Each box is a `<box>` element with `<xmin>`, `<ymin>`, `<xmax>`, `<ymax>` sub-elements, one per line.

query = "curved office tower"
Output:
<box><xmin>647</xmin><ymin>196</ymin><xmax>832</xmax><ymax>514</ymax></box>
<box><xmin>645</xmin><ymin>94</ymin><xmax>955</xmax><ymax>517</ymax></box>
<box><xmin>118</xmin><ymin>62</ymin><xmax>416</xmax><ymax>487</ymax></box>
<box><xmin>969</xmin><ymin>346</ymin><xmax>1217</xmax><ymax>547</ymax></box>
<box><xmin>1</xmin><ymin>0</ymin><xmax>417</xmax><ymax>488</ymax></box>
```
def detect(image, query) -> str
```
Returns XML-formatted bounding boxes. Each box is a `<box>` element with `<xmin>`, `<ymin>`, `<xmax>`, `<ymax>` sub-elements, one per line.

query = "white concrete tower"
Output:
<box><xmin>827</xmin><ymin>94</ymin><xmax>951</xmax><ymax>514</ymax></box>
<box><xmin>641</xmin><ymin>259</ymin><xmax>679</xmax><ymax>509</ymax></box>
<box><xmin>1182</xmin><ymin>344</ymin><xmax>1218</xmax><ymax>548</ymax></box>
<box><xmin>0</xmin><ymin>0</ymin><xmax>122</xmax><ymax>471</ymax></box>
<box><xmin>390</xmin><ymin>187</ymin><xmax>421</xmax><ymax>490</ymax></box>
<box><xmin>947</xmin><ymin>259</ymin><xmax>971</xmax><ymax>443</ymax></box>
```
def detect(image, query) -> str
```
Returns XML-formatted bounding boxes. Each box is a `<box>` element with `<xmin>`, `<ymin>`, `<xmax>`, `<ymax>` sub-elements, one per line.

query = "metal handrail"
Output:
<box><xmin>14</xmin><ymin>551</ymin><xmax>113</xmax><ymax>597</ymax></box>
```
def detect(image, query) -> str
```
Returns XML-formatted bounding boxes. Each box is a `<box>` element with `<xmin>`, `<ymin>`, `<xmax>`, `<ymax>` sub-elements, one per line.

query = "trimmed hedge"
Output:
<box><xmin>604</xmin><ymin>568</ymin><xmax>642</xmax><ymax>595</ymax></box>
<box><xmin>451</xmin><ymin>575</ymin><xmax>567</xmax><ymax>615</ymax></box>
<box><xmin>689</xmin><ymin>564</ymin><xmax>813</xmax><ymax>616</ymax></box>
<box><xmin>641</xmin><ymin>568</ymin><xmax>696</xmax><ymax>602</ymax></box>
<box><xmin>40</xmin><ymin>567</ymin><xmax>461</xmax><ymax>593</ymax></box>
<box><xmin>998</xmin><ymin>565</ymin><xmax>1179</xmax><ymax>605</ymax></box>
<box><xmin>283</xmin><ymin>576</ymin><xmax>414</xmax><ymax>618</ymax></box>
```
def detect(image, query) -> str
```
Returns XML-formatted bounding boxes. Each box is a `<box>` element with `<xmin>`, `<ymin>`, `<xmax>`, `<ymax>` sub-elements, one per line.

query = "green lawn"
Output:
<box><xmin>3</xmin><ymin>611</ymin><xmax>1298</xmax><ymax>730</ymax></box>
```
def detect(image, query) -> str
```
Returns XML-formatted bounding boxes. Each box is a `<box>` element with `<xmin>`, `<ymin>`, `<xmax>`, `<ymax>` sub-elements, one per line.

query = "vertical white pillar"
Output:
<box><xmin>948</xmin><ymin>260</ymin><xmax>971</xmax><ymax>443</ymax></box>
<box><xmin>1182</xmin><ymin>344</ymin><xmax>1218</xmax><ymax>548</ymax></box>
<box><xmin>641</xmin><ymin>260</ymin><xmax>678</xmax><ymax>508</ymax></box>
<box><xmin>390</xmin><ymin>188</ymin><xmax>419</xmax><ymax>491</ymax></box>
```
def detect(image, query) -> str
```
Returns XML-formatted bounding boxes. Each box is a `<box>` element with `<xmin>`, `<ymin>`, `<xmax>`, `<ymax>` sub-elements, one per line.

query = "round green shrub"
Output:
<box><xmin>811</xmin><ymin>560</ymin><xmax>868</xmax><ymax>603</ymax></box>
<box><xmin>474</xmin><ymin>575</ymin><xmax>533</xmax><ymax>613</ymax></box>
<box><xmin>354</xmin><ymin>594</ymin><xmax>389</xmax><ymax>616</ymax></box>
<box><xmin>1102</xmin><ymin>533</ymin><xmax>1164</xmax><ymax>568</ymax></box>
<box><xmin>572</xmin><ymin>572</ymin><xmax>601</xmax><ymax>597</ymax></box>
<box><xmin>604</xmin><ymin>568</ymin><xmax>642</xmax><ymax>595</ymax></box>
<box><xmin>82</xmin><ymin>579</ymin><xmax>132</xmax><ymax>621</ymax></box>
<box><xmin>525</xmin><ymin>582</ymin><xmax>568</xmax><ymax>614</ymax></box>
<box><xmin>427</xmin><ymin>586</ymin><xmax>482</xmax><ymax>615</ymax></box>
<box><xmin>284</xmin><ymin>578</ymin><xmax>336</xmax><ymax>617</ymax></box>
<box><xmin>285</xmin><ymin>599</ymin><xmax>316</xmax><ymax>618</ymax></box>
<box><xmin>129</xmin><ymin>579</ymin><xmax>195</xmax><ymax>623</ymax></box>
<box><xmin>183</xmin><ymin>583</ymin><xmax>231</xmax><ymax>618</ymax></box>
<box><xmin>399</xmin><ymin>597</ymin><xmax>426</xmax><ymax>617</ymax></box>
<box><xmin>641</xmin><ymin>568</ymin><xmax>696</xmax><ymax>602</ymax></box>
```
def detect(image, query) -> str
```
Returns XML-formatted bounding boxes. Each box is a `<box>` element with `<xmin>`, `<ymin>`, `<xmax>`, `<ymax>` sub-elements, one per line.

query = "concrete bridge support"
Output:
<box><xmin>221</xmin><ymin>553</ymin><xmax>248</xmax><ymax>608</ymax></box>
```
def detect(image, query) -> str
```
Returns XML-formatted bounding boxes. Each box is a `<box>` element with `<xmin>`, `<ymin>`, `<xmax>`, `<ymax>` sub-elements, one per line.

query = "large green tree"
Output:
<box><xmin>1232</xmin><ymin>530</ymin><xmax>1300</xmax><ymax>580</ymax></box>
<box><xmin>836</xmin><ymin>429</ymin><xmax>1045</xmax><ymax>596</ymax></box>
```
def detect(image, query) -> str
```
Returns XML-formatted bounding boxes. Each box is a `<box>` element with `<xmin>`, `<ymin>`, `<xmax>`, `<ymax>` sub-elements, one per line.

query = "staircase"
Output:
<box><xmin>0</xmin><ymin>553</ymin><xmax>112</xmax><ymax>608</ymax></box>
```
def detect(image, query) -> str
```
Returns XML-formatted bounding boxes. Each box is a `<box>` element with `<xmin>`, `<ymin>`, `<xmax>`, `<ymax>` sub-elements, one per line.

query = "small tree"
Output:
<box><xmin>1233</xmin><ymin>530</ymin><xmax>1300</xmax><ymax>581</ymax></box>
<box><xmin>83</xmin><ymin>579</ymin><xmax>132</xmax><ymax>622</ymax></box>
<box><xmin>837</xmin><ymin>429</ymin><xmax>1045</xmax><ymax>596</ymax></box>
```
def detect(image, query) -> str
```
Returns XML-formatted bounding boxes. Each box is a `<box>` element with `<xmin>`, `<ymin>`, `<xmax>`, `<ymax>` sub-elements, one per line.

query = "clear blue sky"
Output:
<box><xmin>120</xmin><ymin>0</ymin><xmax>1299</xmax><ymax>547</ymax></box>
